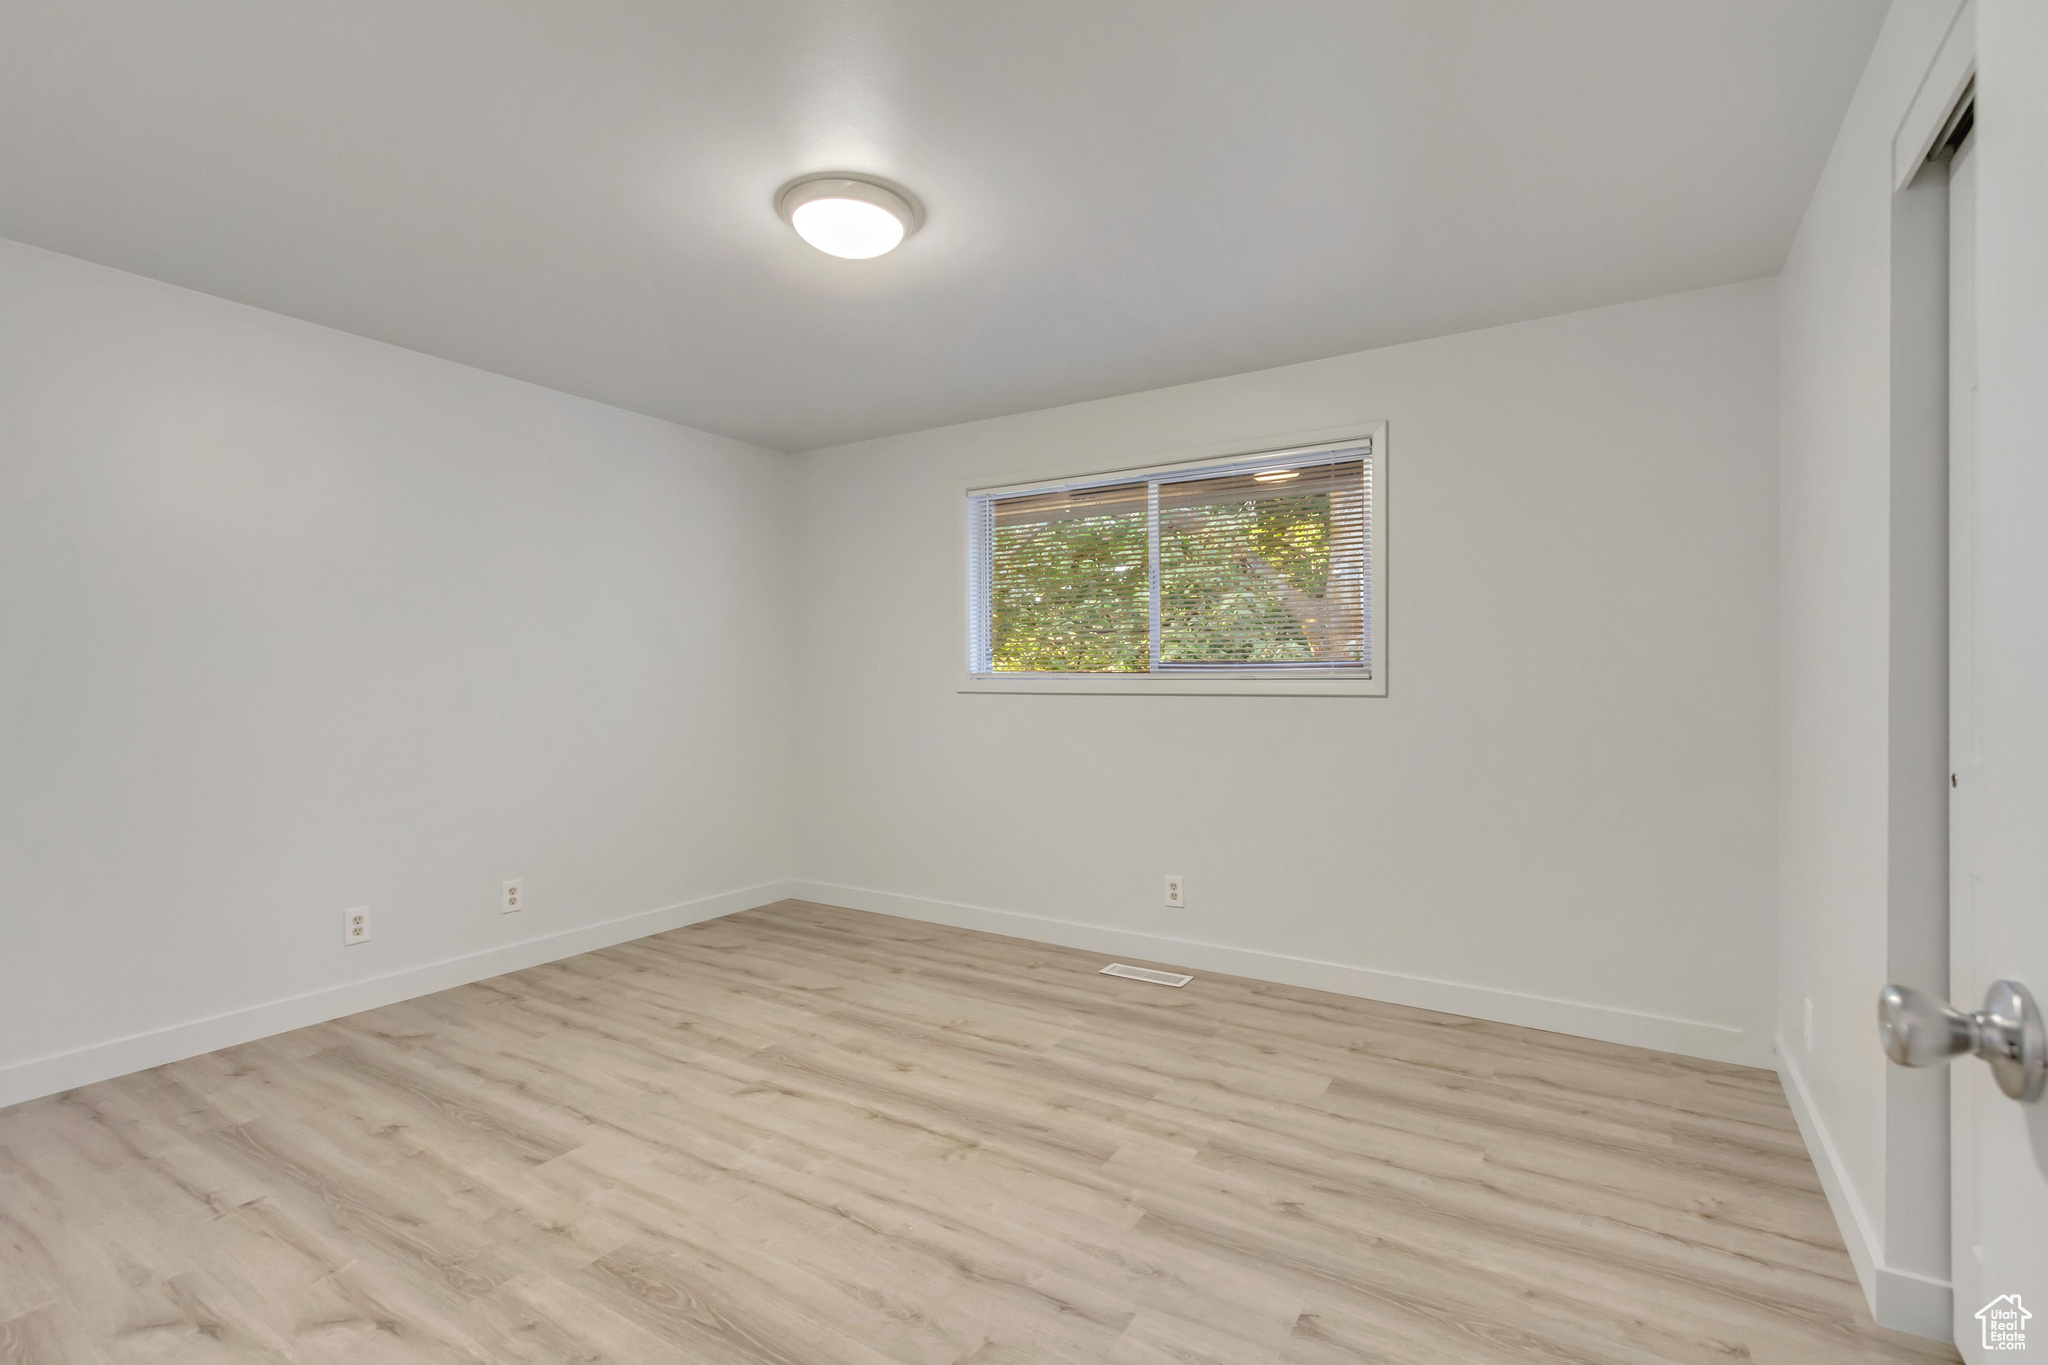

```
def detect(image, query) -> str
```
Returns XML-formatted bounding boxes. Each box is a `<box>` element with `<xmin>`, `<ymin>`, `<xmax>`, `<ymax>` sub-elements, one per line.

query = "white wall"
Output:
<box><xmin>0</xmin><ymin>238</ymin><xmax>794</xmax><ymax>1106</ymax></box>
<box><xmin>788</xmin><ymin>279</ymin><xmax>1780</xmax><ymax>1066</ymax></box>
<box><xmin>1774</xmin><ymin>0</ymin><xmax>1965</xmax><ymax>1339</ymax></box>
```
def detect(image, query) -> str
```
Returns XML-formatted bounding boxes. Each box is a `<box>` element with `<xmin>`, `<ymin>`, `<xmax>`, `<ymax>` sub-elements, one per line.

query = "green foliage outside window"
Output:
<box><xmin>1159</xmin><ymin>491</ymin><xmax>1337</xmax><ymax>664</ymax></box>
<box><xmin>989</xmin><ymin>507</ymin><xmax>1150</xmax><ymax>672</ymax></box>
<box><xmin>988</xmin><ymin>484</ymin><xmax>1357</xmax><ymax>672</ymax></box>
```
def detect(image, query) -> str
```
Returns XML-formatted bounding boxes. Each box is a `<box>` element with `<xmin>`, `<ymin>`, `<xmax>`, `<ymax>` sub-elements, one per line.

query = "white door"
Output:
<box><xmin>1944</xmin><ymin>123</ymin><xmax>1998</xmax><ymax>1362</ymax></box>
<box><xmin>1946</xmin><ymin>19</ymin><xmax>2048</xmax><ymax>1351</ymax></box>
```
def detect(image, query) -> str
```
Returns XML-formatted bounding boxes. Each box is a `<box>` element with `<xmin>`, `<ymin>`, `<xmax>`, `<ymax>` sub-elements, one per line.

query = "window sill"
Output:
<box><xmin>959</xmin><ymin>673</ymin><xmax>1384</xmax><ymax>697</ymax></box>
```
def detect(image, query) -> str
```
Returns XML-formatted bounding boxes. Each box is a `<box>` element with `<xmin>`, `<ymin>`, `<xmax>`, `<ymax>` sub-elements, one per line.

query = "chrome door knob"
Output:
<box><xmin>1877</xmin><ymin>979</ymin><xmax>2047</xmax><ymax>1102</ymax></box>
<box><xmin>1877</xmin><ymin>983</ymin><xmax>1979</xmax><ymax>1065</ymax></box>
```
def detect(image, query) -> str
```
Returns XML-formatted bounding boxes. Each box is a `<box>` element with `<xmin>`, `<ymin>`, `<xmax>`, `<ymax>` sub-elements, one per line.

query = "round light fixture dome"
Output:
<box><xmin>776</xmin><ymin>174</ymin><xmax>921</xmax><ymax>260</ymax></box>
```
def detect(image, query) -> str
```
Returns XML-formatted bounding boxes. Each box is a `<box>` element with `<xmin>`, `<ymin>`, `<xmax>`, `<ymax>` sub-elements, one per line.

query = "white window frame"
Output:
<box><xmin>960</xmin><ymin>422</ymin><xmax>1387</xmax><ymax>696</ymax></box>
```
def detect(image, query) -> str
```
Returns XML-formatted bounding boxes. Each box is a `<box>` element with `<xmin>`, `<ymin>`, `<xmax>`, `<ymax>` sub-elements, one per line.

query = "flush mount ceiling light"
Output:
<box><xmin>776</xmin><ymin>173</ymin><xmax>922</xmax><ymax>259</ymax></box>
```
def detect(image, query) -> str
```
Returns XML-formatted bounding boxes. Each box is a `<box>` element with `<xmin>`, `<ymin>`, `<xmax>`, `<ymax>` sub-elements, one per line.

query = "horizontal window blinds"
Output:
<box><xmin>968</xmin><ymin>442</ymin><xmax>1373</xmax><ymax>677</ymax></box>
<box><xmin>985</xmin><ymin>480</ymin><xmax>1150</xmax><ymax>673</ymax></box>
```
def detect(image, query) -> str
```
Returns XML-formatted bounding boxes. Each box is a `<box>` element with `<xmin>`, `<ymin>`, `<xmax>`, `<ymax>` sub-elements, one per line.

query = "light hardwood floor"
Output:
<box><xmin>0</xmin><ymin>900</ymin><xmax>1959</xmax><ymax>1364</ymax></box>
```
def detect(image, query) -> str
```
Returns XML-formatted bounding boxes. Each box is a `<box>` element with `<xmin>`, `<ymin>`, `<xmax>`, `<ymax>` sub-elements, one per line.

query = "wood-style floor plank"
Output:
<box><xmin>0</xmin><ymin>900</ymin><xmax>1959</xmax><ymax>1363</ymax></box>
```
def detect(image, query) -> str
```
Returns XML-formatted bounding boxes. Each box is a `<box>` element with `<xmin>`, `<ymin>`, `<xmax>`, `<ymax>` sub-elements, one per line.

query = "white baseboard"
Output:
<box><xmin>788</xmin><ymin>880</ymin><xmax>1769</xmax><ymax>1067</ymax></box>
<box><xmin>1777</xmin><ymin>1040</ymin><xmax>1883</xmax><ymax>1302</ymax></box>
<box><xmin>0</xmin><ymin>879</ymin><xmax>795</xmax><ymax>1110</ymax></box>
<box><xmin>1875</xmin><ymin>1266</ymin><xmax>1955</xmax><ymax>1345</ymax></box>
<box><xmin>1776</xmin><ymin>1037</ymin><xmax>1954</xmax><ymax>1343</ymax></box>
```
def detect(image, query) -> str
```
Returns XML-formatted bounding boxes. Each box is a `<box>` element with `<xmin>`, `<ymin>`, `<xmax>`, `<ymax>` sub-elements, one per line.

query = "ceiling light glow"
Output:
<box><xmin>777</xmin><ymin>174</ymin><xmax>921</xmax><ymax>260</ymax></box>
<box><xmin>790</xmin><ymin>198</ymin><xmax>903</xmax><ymax>259</ymax></box>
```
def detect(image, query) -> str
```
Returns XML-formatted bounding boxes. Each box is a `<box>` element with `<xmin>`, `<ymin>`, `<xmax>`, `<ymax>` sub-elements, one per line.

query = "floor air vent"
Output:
<box><xmin>1100</xmin><ymin>962</ymin><xmax>1193</xmax><ymax>988</ymax></box>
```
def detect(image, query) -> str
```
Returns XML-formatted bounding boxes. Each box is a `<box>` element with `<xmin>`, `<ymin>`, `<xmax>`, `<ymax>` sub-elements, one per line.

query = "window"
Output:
<box><xmin>965</xmin><ymin>430</ymin><xmax>1385</xmax><ymax>694</ymax></box>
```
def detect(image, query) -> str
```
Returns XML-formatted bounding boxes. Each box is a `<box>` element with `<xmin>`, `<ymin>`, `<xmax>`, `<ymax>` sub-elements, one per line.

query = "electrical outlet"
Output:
<box><xmin>1163</xmin><ymin>875</ymin><xmax>1184</xmax><ymax>908</ymax></box>
<box><xmin>1803</xmin><ymin>998</ymin><xmax>1815</xmax><ymax>1053</ymax></box>
<box><xmin>503</xmin><ymin>879</ymin><xmax>523</xmax><ymax>914</ymax></box>
<box><xmin>343</xmin><ymin>907</ymin><xmax>371</xmax><ymax>946</ymax></box>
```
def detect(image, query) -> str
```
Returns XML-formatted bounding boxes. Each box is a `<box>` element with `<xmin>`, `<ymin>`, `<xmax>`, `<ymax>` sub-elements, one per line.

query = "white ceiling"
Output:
<box><xmin>0</xmin><ymin>1</ymin><xmax>1886</xmax><ymax>452</ymax></box>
